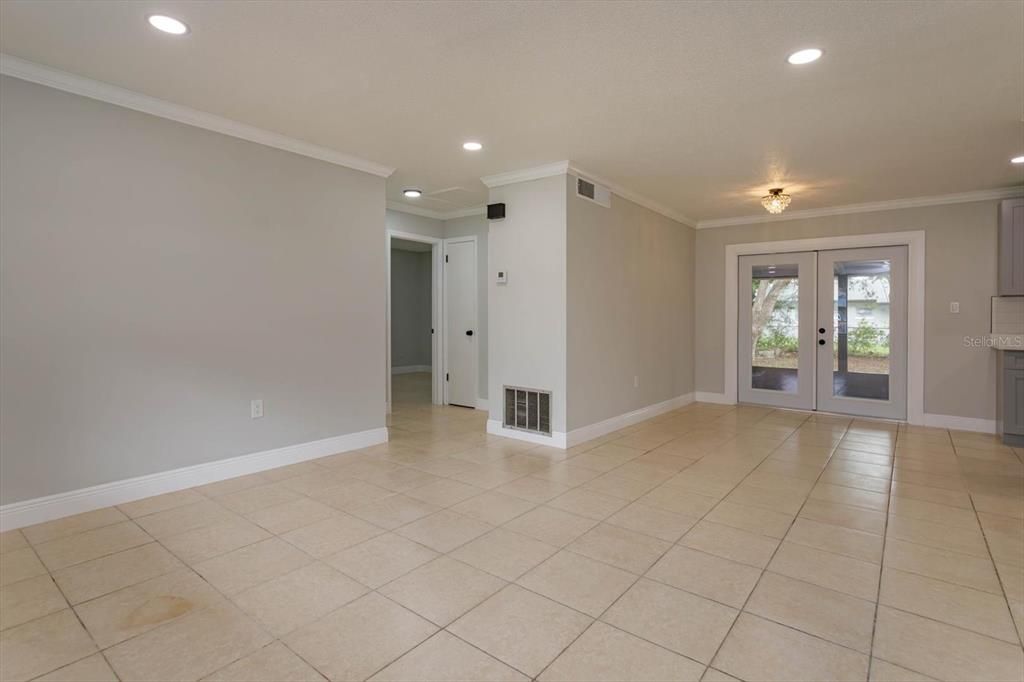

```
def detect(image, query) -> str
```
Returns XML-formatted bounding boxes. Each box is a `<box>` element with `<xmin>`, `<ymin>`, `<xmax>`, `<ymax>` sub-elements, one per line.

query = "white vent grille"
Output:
<box><xmin>503</xmin><ymin>386</ymin><xmax>552</xmax><ymax>435</ymax></box>
<box><xmin>576</xmin><ymin>177</ymin><xmax>611</xmax><ymax>208</ymax></box>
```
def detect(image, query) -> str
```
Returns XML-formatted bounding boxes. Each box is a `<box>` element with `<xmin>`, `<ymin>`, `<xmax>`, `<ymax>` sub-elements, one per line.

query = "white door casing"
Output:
<box><xmin>444</xmin><ymin>237</ymin><xmax>478</xmax><ymax>408</ymax></box>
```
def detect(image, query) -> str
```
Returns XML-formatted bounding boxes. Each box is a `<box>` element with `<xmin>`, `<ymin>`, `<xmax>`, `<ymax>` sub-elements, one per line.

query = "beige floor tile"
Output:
<box><xmin>451</xmin><ymin>490</ymin><xmax>537</xmax><ymax>525</ymax></box>
<box><xmin>52</xmin><ymin>541</ymin><xmax>182</xmax><ymax>604</ymax></box>
<box><xmin>0</xmin><ymin>575</ymin><xmax>67</xmax><ymax>631</ymax></box>
<box><xmin>602</xmin><ymin>579</ymin><xmax>737</xmax><ymax>664</ymax></box>
<box><xmin>704</xmin><ymin>501</ymin><xmax>794</xmax><ymax>539</ymax></box>
<box><xmin>810</xmin><ymin>482</ymin><xmax>889</xmax><ymax>512</ymax></box>
<box><xmin>284</xmin><ymin>592</ymin><xmax>437</xmax><ymax>681</ymax></box>
<box><xmin>133</xmin><ymin>499</ymin><xmax>238</xmax><ymax>539</ymax></box>
<box><xmin>529</xmin><ymin>462</ymin><xmax>604</xmax><ymax>487</ymax></box>
<box><xmin>786</xmin><ymin>517</ymin><xmax>883</xmax><ymax>564</ymax></box>
<box><xmin>605</xmin><ymin>502</ymin><xmax>698</xmax><ymax>542</ymax></box>
<box><xmin>21</xmin><ymin>508</ymin><xmax>128</xmax><ymax>546</ymax></box>
<box><xmin>34</xmin><ymin>653</ymin><xmax>118</xmax><ymax>682</ymax></box>
<box><xmin>161</xmin><ymin>516</ymin><xmax>272</xmax><ymax>565</ymax></box>
<box><xmin>0</xmin><ymin>530</ymin><xmax>28</xmax><ymax>555</ymax></box>
<box><xmin>105</xmin><ymin>600</ymin><xmax>272</xmax><ymax>682</ymax></box>
<box><xmin>539</xmin><ymin>621</ymin><xmax>704</xmax><ymax>681</ymax></box>
<box><xmin>884</xmin><ymin>538</ymin><xmax>1002</xmax><ymax>594</ymax></box>
<box><xmin>640</xmin><ymin>487</ymin><xmax>721</xmax><ymax>516</ymax></box>
<box><xmin>680</xmin><ymin>520</ymin><xmax>779</xmax><ymax>568</ymax></box>
<box><xmin>972</xmin><ymin>493</ymin><xmax>1024</xmax><ymax>519</ymax></box>
<box><xmin>118</xmin><ymin>489</ymin><xmax>205</xmax><ymax>518</ymax></box>
<box><xmin>0</xmin><ymin>609</ymin><xmax>97</xmax><ymax>682</ymax></box>
<box><xmin>885</xmin><ymin>514</ymin><xmax>989</xmax><ymax>558</ymax></box>
<box><xmin>245</xmin><ymin>498</ymin><xmax>338</xmax><ymax>534</ymax></box>
<box><xmin>799</xmin><ymin>499</ymin><xmax>886</xmax><ymax>535</ymax></box>
<box><xmin>280</xmin><ymin>513</ymin><xmax>383</xmax><ymax>558</ymax></box>
<box><xmin>712</xmin><ymin>612</ymin><xmax>868</xmax><ymax>682</ymax></box>
<box><xmin>359</xmin><ymin>466</ymin><xmax>442</xmax><ymax>493</ymax></box>
<box><xmin>193</xmin><ymin>536</ymin><xmax>311</xmax><ymax>594</ymax></box>
<box><xmin>74</xmin><ymin>568</ymin><xmax>222</xmax><ymax>647</ymax></box>
<box><xmin>647</xmin><ymin>545</ymin><xmax>760</xmax><ymax>608</ymax></box>
<box><xmin>450</xmin><ymin>528</ymin><xmax>558</xmax><ymax>581</ymax></box>
<box><xmin>404</xmin><ymin>479</ymin><xmax>487</xmax><ymax>507</ymax></box>
<box><xmin>502</xmin><ymin>506</ymin><xmax>598</xmax><ymax>547</ymax></box>
<box><xmin>891</xmin><ymin>481</ymin><xmax>972</xmax><ymax>509</ymax></box>
<box><xmin>262</xmin><ymin>461</ymin><xmax>330</xmax><ymax>482</ymax></box>
<box><xmin>493</xmin><ymin>477</ymin><xmax>572</xmax><ymax>504</ymax></box>
<box><xmin>582</xmin><ymin>473</ymin><xmax>658</xmax><ymax>501</ymax></box>
<box><xmin>879</xmin><ymin>567</ymin><xmax>1019</xmax><ymax>643</ymax></box>
<box><xmin>868</xmin><ymin>658</ymin><xmax>937</xmax><ymax>681</ymax></box>
<box><xmin>325</xmin><ymin>533</ymin><xmax>438</xmax><ymax>588</ymax></box>
<box><xmin>820</xmin><ymin>468</ymin><xmax>892</xmax><ymax>494</ymax></box>
<box><xmin>204</xmin><ymin>641</ymin><xmax>326</xmax><ymax>681</ymax></box>
<box><xmin>449</xmin><ymin>585</ymin><xmax>592</xmax><ymax>677</ymax></box>
<box><xmin>724</xmin><ymin>485</ymin><xmax>804</xmax><ymax>515</ymax></box>
<box><xmin>348</xmin><ymin>494</ymin><xmax>441</xmax><ymax>529</ymax></box>
<box><xmin>0</xmin><ymin>547</ymin><xmax>47</xmax><ymax>588</ymax></box>
<box><xmin>768</xmin><ymin>541</ymin><xmax>880</xmax><ymax>601</ymax></box>
<box><xmin>746</xmin><ymin>572</ymin><xmax>876</xmax><ymax>652</ymax></box>
<box><xmin>568</xmin><ymin>523</ymin><xmax>670</xmax><ymax>574</ymax></box>
<box><xmin>232</xmin><ymin>562</ymin><xmax>368</xmax><ymax>636</ymax></box>
<box><xmin>888</xmin><ymin>497</ymin><xmax>980</xmax><ymax>529</ymax></box>
<box><xmin>997</xmin><ymin>561</ymin><xmax>1024</xmax><ymax>602</ymax></box>
<box><xmin>309</xmin><ymin>479</ymin><xmax>396</xmax><ymax>511</ymax></box>
<box><xmin>547</xmin><ymin>488</ymin><xmax>629</xmax><ymax>521</ymax></box>
<box><xmin>217</xmin><ymin>483</ymin><xmax>303</xmax><ymax>514</ymax></box>
<box><xmin>395</xmin><ymin>509</ymin><xmax>492</xmax><ymax>553</ymax></box>
<box><xmin>371</xmin><ymin>631</ymin><xmax>528</xmax><ymax>681</ymax></box>
<box><xmin>34</xmin><ymin>522</ymin><xmax>151</xmax><ymax>571</ymax></box>
<box><xmin>380</xmin><ymin>556</ymin><xmax>506</xmax><ymax>625</ymax></box>
<box><xmin>518</xmin><ymin>550</ymin><xmax>636</xmax><ymax>617</ymax></box>
<box><xmin>701</xmin><ymin>668</ymin><xmax>743</xmax><ymax>682</ymax></box>
<box><xmin>194</xmin><ymin>472</ymin><xmax>271</xmax><ymax>499</ymax></box>
<box><xmin>873</xmin><ymin>605</ymin><xmax>1024</xmax><ymax>682</ymax></box>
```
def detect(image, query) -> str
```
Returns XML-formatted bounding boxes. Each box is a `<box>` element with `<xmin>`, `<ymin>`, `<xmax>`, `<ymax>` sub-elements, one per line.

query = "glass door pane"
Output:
<box><xmin>750</xmin><ymin>264</ymin><xmax>800</xmax><ymax>393</ymax></box>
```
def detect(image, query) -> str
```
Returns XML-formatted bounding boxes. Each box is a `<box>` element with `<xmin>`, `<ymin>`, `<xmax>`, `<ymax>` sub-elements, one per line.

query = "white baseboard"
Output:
<box><xmin>694</xmin><ymin>391</ymin><xmax>734</xmax><ymax>405</ymax></box>
<box><xmin>566</xmin><ymin>393</ymin><xmax>696</xmax><ymax>447</ymax></box>
<box><xmin>0</xmin><ymin>427</ymin><xmax>389</xmax><ymax>531</ymax></box>
<box><xmin>392</xmin><ymin>365</ymin><xmax>431</xmax><ymax>375</ymax></box>
<box><xmin>475</xmin><ymin>398</ymin><xmax>490</xmax><ymax>412</ymax></box>
<box><xmin>922</xmin><ymin>413</ymin><xmax>997</xmax><ymax>434</ymax></box>
<box><xmin>486</xmin><ymin>420</ymin><xmax>567</xmax><ymax>449</ymax></box>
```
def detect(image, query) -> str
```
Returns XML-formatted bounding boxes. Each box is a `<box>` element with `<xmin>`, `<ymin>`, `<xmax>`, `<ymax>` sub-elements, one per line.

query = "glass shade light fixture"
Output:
<box><xmin>761</xmin><ymin>188</ymin><xmax>791</xmax><ymax>214</ymax></box>
<box><xmin>402</xmin><ymin>188</ymin><xmax>423</xmax><ymax>198</ymax></box>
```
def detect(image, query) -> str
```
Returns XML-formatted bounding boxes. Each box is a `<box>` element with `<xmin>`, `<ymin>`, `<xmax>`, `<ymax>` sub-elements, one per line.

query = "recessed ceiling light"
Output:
<box><xmin>403</xmin><ymin>189</ymin><xmax>423</xmax><ymax>198</ymax></box>
<box><xmin>462</xmin><ymin>141</ymin><xmax>483</xmax><ymax>151</ymax></box>
<box><xmin>1012</xmin><ymin>155</ymin><xmax>1024</xmax><ymax>164</ymax></box>
<box><xmin>148</xmin><ymin>15</ymin><xmax>189</xmax><ymax>35</ymax></box>
<box><xmin>787</xmin><ymin>48</ymin><xmax>823</xmax><ymax>65</ymax></box>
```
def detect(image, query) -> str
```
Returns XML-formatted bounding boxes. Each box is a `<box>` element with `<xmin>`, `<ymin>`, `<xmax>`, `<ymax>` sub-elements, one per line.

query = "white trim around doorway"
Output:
<box><xmin>724</xmin><ymin>231</ymin><xmax>926</xmax><ymax>425</ymax></box>
<box><xmin>386</xmin><ymin>230</ymin><xmax>444</xmax><ymax>410</ymax></box>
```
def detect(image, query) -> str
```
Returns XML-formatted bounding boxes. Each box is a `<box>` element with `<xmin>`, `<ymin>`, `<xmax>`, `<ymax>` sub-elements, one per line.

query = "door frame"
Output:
<box><xmin>386</xmin><ymin>230</ymin><xmax>444</xmax><ymax>411</ymax></box>
<box><xmin>723</xmin><ymin>230</ymin><xmax>926</xmax><ymax>424</ymax></box>
<box><xmin>442</xmin><ymin>235</ymin><xmax>478</xmax><ymax>408</ymax></box>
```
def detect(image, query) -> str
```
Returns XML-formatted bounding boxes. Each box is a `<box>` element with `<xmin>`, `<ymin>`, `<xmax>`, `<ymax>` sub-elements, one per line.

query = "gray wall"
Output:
<box><xmin>0</xmin><ymin>76</ymin><xmax>386</xmax><ymax>504</ymax></box>
<box><xmin>389</xmin><ymin>249</ymin><xmax>432</xmax><ymax>368</ymax></box>
<box><xmin>443</xmin><ymin>214</ymin><xmax>489</xmax><ymax>400</ymax></box>
<box><xmin>488</xmin><ymin>176</ymin><xmax>568</xmax><ymax>432</ymax></box>
<box><xmin>385</xmin><ymin>209</ymin><xmax>444</xmax><ymax>240</ymax></box>
<box><xmin>567</xmin><ymin>177</ymin><xmax>695</xmax><ymax>430</ymax></box>
<box><xmin>695</xmin><ymin>200</ymin><xmax>1002</xmax><ymax>421</ymax></box>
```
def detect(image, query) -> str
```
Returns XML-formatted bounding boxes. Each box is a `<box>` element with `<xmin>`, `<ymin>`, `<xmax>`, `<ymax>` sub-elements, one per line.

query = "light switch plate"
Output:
<box><xmin>950</xmin><ymin>302</ymin><xmax>960</xmax><ymax>313</ymax></box>
<box><xmin>496</xmin><ymin>270</ymin><xmax>508</xmax><ymax>285</ymax></box>
<box><xmin>251</xmin><ymin>399</ymin><xmax>264</xmax><ymax>419</ymax></box>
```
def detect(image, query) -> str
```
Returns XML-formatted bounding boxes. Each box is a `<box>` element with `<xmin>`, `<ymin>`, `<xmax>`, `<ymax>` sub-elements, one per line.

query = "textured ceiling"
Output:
<box><xmin>1</xmin><ymin>0</ymin><xmax>1022</xmax><ymax>221</ymax></box>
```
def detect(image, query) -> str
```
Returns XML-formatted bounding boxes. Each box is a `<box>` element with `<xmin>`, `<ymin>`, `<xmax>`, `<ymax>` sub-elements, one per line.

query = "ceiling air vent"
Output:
<box><xmin>576</xmin><ymin>177</ymin><xmax>611</xmax><ymax>208</ymax></box>
<box><xmin>503</xmin><ymin>386</ymin><xmax>552</xmax><ymax>436</ymax></box>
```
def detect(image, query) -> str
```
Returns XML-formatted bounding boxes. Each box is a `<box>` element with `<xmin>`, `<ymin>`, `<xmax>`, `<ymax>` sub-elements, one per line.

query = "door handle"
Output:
<box><xmin>466</xmin><ymin>330</ymin><xmax>474</xmax><ymax>336</ymax></box>
<box><xmin>818</xmin><ymin>328</ymin><xmax>826</xmax><ymax>334</ymax></box>
<box><xmin>818</xmin><ymin>339</ymin><xmax>826</xmax><ymax>345</ymax></box>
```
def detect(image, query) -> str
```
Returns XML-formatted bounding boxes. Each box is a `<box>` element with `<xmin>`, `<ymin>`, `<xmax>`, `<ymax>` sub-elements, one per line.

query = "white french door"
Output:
<box><xmin>738</xmin><ymin>246</ymin><xmax>908</xmax><ymax>420</ymax></box>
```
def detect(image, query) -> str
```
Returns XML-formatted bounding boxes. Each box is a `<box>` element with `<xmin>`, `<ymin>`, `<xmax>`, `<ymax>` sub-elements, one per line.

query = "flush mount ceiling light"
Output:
<box><xmin>1012</xmin><ymin>155</ymin><xmax>1024</xmax><ymax>164</ymax></box>
<box><xmin>402</xmin><ymin>188</ymin><xmax>423</xmax><ymax>198</ymax></box>
<box><xmin>787</xmin><ymin>48</ymin><xmax>823</xmax><ymax>65</ymax></box>
<box><xmin>462</xmin><ymin>141</ymin><xmax>483</xmax><ymax>151</ymax></box>
<box><xmin>147</xmin><ymin>14</ymin><xmax>189</xmax><ymax>35</ymax></box>
<box><xmin>761</xmin><ymin>188</ymin><xmax>792</xmax><ymax>214</ymax></box>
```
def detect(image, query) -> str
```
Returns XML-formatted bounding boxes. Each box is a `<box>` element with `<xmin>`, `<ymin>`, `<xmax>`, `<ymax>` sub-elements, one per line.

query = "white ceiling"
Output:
<box><xmin>1</xmin><ymin>0</ymin><xmax>1022</xmax><ymax>222</ymax></box>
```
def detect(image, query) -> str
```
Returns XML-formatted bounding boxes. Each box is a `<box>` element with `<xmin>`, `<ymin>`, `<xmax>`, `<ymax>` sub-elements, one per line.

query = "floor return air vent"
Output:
<box><xmin>503</xmin><ymin>386</ymin><xmax>552</xmax><ymax>436</ymax></box>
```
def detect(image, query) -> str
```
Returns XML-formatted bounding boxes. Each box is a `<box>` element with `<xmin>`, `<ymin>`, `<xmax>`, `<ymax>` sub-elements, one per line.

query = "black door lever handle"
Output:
<box><xmin>466</xmin><ymin>330</ymin><xmax>474</xmax><ymax>336</ymax></box>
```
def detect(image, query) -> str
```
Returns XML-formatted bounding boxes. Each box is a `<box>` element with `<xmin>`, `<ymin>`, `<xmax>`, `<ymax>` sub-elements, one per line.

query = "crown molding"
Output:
<box><xmin>386</xmin><ymin>201</ymin><xmax>486</xmax><ymax>221</ymax></box>
<box><xmin>567</xmin><ymin>163</ymin><xmax>696</xmax><ymax>227</ymax></box>
<box><xmin>0</xmin><ymin>54</ymin><xmax>395</xmax><ymax>178</ymax></box>
<box><xmin>480</xmin><ymin>161</ymin><xmax>571</xmax><ymax>188</ymax></box>
<box><xmin>696</xmin><ymin>186</ymin><xmax>1024</xmax><ymax>229</ymax></box>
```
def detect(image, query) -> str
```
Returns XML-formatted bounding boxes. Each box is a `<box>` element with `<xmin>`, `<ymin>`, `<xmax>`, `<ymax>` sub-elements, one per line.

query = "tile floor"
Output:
<box><xmin>2</xmin><ymin>372</ymin><xmax>1022</xmax><ymax>681</ymax></box>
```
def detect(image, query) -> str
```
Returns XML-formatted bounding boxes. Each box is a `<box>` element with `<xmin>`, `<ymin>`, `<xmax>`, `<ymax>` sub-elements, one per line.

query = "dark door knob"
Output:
<box><xmin>818</xmin><ymin>339</ymin><xmax>826</xmax><ymax>345</ymax></box>
<box><xmin>818</xmin><ymin>328</ymin><xmax>826</xmax><ymax>334</ymax></box>
<box><xmin>466</xmin><ymin>330</ymin><xmax>474</xmax><ymax>336</ymax></box>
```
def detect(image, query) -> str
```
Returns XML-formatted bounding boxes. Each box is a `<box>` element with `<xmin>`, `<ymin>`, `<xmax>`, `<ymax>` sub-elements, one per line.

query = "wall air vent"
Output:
<box><xmin>503</xmin><ymin>386</ymin><xmax>552</xmax><ymax>436</ymax></box>
<box><xmin>576</xmin><ymin>176</ymin><xmax>611</xmax><ymax>208</ymax></box>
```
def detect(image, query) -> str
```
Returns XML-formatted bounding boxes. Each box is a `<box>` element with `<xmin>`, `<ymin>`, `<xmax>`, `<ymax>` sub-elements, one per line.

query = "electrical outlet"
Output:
<box><xmin>949</xmin><ymin>301</ymin><xmax>960</xmax><ymax>313</ymax></box>
<box><xmin>251</xmin><ymin>399</ymin><xmax>264</xmax><ymax>419</ymax></box>
<box><xmin>633</xmin><ymin>376</ymin><xmax>640</xmax><ymax>388</ymax></box>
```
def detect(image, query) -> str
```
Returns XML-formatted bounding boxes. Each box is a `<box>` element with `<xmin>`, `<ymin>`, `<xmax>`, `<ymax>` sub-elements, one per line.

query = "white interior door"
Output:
<box><xmin>816</xmin><ymin>246</ymin><xmax>908</xmax><ymax>420</ymax></box>
<box><xmin>738</xmin><ymin>252</ymin><xmax>817</xmax><ymax>410</ymax></box>
<box><xmin>444</xmin><ymin>238</ymin><xmax>478</xmax><ymax>408</ymax></box>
